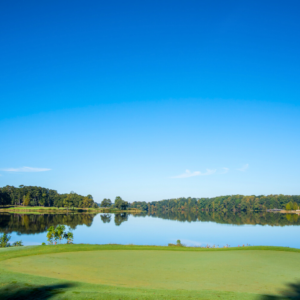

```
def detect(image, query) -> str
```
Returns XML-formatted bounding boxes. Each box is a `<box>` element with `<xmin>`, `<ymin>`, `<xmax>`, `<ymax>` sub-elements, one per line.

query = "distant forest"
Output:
<box><xmin>131</xmin><ymin>195</ymin><xmax>300</xmax><ymax>212</ymax></box>
<box><xmin>0</xmin><ymin>185</ymin><xmax>97</xmax><ymax>208</ymax></box>
<box><xmin>1</xmin><ymin>186</ymin><xmax>300</xmax><ymax>213</ymax></box>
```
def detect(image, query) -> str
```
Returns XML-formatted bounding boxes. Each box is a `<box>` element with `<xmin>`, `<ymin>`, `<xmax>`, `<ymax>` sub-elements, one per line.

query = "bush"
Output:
<box><xmin>47</xmin><ymin>225</ymin><xmax>73</xmax><ymax>245</ymax></box>
<box><xmin>12</xmin><ymin>241</ymin><xmax>23</xmax><ymax>247</ymax></box>
<box><xmin>168</xmin><ymin>240</ymin><xmax>184</xmax><ymax>247</ymax></box>
<box><xmin>0</xmin><ymin>233</ymin><xmax>23</xmax><ymax>248</ymax></box>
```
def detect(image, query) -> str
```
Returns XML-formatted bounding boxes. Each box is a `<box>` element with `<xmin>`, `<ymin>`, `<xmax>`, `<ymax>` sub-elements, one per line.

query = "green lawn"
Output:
<box><xmin>0</xmin><ymin>206</ymin><xmax>141</xmax><ymax>214</ymax></box>
<box><xmin>0</xmin><ymin>245</ymin><xmax>299</xmax><ymax>299</ymax></box>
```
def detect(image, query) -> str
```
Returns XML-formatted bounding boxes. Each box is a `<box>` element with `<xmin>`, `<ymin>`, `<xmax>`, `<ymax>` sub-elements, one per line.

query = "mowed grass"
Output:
<box><xmin>0</xmin><ymin>245</ymin><xmax>300</xmax><ymax>299</ymax></box>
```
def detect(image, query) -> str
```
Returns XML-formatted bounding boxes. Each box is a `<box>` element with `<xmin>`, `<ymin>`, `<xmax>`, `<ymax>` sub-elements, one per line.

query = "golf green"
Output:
<box><xmin>1</xmin><ymin>245</ymin><xmax>300</xmax><ymax>299</ymax></box>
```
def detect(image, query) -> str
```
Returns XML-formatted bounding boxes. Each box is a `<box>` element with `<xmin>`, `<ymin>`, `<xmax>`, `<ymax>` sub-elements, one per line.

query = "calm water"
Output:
<box><xmin>0</xmin><ymin>211</ymin><xmax>299</xmax><ymax>248</ymax></box>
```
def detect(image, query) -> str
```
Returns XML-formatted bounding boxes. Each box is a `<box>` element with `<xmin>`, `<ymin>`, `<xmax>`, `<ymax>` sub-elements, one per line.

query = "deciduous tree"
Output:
<box><xmin>23</xmin><ymin>193</ymin><xmax>30</xmax><ymax>206</ymax></box>
<box><xmin>114</xmin><ymin>197</ymin><xmax>129</xmax><ymax>210</ymax></box>
<box><xmin>101</xmin><ymin>198</ymin><xmax>112</xmax><ymax>207</ymax></box>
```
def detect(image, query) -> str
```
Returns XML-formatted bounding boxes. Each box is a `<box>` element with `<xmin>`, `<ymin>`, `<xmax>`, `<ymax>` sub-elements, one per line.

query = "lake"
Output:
<box><xmin>0</xmin><ymin>211</ymin><xmax>299</xmax><ymax>248</ymax></box>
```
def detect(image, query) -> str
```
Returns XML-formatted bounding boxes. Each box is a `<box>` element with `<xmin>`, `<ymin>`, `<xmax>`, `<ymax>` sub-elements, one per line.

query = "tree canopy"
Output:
<box><xmin>131</xmin><ymin>194</ymin><xmax>300</xmax><ymax>213</ymax></box>
<box><xmin>100</xmin><ymin>198</ymin><xmax>112</xmax><ymax>207</ymax></box>
<box><xmin>0</xmin><ymin>185</ymin><xmax>95</xmax><ymax>208</ymax></box>
<box><xmin>114</xmin><ymin>197</ymin><xmax>129</xmax><ymax>210</ymax></box>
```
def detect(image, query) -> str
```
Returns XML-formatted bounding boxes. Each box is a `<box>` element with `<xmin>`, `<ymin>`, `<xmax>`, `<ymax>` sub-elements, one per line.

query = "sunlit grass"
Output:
<box><xmin>0</xmin><ymin>245</ymin><xmax>300</xmax><ymax>299</ymax></box>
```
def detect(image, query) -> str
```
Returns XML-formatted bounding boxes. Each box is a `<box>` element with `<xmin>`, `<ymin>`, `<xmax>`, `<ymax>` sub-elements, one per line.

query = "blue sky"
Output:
<box><xmin>1</xmin><ymin>1</ymin><xmax>299</xmax><ymax>202</ymax></box>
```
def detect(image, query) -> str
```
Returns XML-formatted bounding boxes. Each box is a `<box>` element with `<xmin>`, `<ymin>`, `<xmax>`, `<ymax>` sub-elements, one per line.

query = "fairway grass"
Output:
<box><xmin>0</xmin><ymin>245</ymin><xmax>299</xmax><ymax>299</ymax></box>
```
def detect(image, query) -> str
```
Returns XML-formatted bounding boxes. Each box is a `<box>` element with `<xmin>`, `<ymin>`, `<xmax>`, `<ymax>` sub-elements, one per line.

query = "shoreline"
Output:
<box><xmin>267</xmin><ymin>209</ymin><xmax>300</xmax><ymax>214</ymax></box>
<box><xmin>0</xmin><ymin>206</ymin><xmax>141</xmax><ymax>214</ymax></box>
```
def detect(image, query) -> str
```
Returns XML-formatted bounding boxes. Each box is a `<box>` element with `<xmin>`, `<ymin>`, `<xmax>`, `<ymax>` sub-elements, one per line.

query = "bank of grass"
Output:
<box><xmin>0</xmin><ymin>244</ymin><xmax>300</xmax><ymax>299</ymax></box>
<box><xmin>0</xmin><ymin>206</ymin><xmax>141</xmax><ymax>214</ymax></box>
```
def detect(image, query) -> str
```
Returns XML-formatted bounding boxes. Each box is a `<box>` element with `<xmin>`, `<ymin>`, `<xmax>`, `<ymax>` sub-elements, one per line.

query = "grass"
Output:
<box><xmin>1</xmin><ymin>206</ymin><xmax>65</xmax><ymax>210</ymax></box>
<box><xmin>0</xmin><ymin>245</ymin><xmax>300</xmax><ymax>299</ymax></box>
<box><xmin>0</xmin><ymin>206</ymin><xmax>141</xmax><ymax>214</ymax></box>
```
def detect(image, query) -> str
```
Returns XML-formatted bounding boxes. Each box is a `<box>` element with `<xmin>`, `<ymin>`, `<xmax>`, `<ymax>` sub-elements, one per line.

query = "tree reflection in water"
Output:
<box><xmin>100</xmin><ymin>214</ymin><xmax>111</xmax><ymax>223</ymax></box>
<box><xmin>134</xmin><ymin>210</ymin><xmax>300</xmax><ymax>226</ymax></box>
<box><xmin>114</xmin><ymin>213</ymin><xmax>128</xmax><ymax>226</ymax></box>
<box><xmin>0</xmin><ymin>213</ymin><xmax>96</xmax><ymax>234</ymax></box>
<box><xmin>0</xmin><ymin>210</ymin><xmax>299</xmax><ymax>236</ymax></box>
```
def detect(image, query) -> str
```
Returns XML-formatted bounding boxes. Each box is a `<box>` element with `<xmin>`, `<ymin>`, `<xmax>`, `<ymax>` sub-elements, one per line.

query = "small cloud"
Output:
<box><xmin>172</xmin><ymin>169</ymin><xmax>216</xmax><ymax>178</ymax></box>
<box><xmin>237</xmin><ymin>164</ymin><xmax>249</xmax><ymax>172</ymax></box>
<box><xmin>2</xmin><ymin>167</ymin><xmax>51</xmax><ymax>172</ymax></box>
<box><xmin>220</xmin><ymin>167</ymin><xmax>229</xmax><ymax>174</ymax></box>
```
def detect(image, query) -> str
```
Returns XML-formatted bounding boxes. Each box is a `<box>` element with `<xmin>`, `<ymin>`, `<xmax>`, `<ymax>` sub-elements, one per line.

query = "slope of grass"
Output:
<box><xmin>0</xmin><ymin>245</ymin><xmax>299</xmax><ymax>299</ymax></box>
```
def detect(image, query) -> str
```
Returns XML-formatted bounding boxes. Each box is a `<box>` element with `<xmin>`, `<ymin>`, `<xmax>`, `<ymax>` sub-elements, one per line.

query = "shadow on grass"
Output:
<box><xmin>261</xmin><ymin>282</ymin><xmax>300</xmax><ymax>299</ymax></box>
<box><xmin>0</xmin><ymin>283</ymin><xmax>76</xmax><ymax>300</ymax></box>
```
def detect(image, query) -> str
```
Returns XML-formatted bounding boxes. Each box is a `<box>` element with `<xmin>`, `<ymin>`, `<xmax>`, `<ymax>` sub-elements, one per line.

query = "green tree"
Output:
<box><xmin>23</xmin><ymin>193</ymin><xmax>30</xmax><ymax>206</ymax></box>
<box><xmin>293</xmin><ymin>202</ymin><xmax>298</xmax><ymax>210</ymax></box>
<box><xmin>55</xmin><ymin>225</ymin><xmax>66</xmax><ymax>243</ymax></box>
<box><xmin>63</xmin><ymin>193</ymin><xmax>74</xmax><ymax>211</ymax></box>
<box><xmin>0</xmin><ymin>191</ymin><xmax>10</xmax><ymax>207</ymax></box>
<box><xmin>0</xmin><ymin>233</ymin><xmax>11</xmax><ymax>247</ymax></box>
<box><xmin>12</xmin><ymin>241</ymin><xmax>23</xmax><ymax>246</ymax></box>
<box><xmin>47</xmin><ymin>226</ymin><xmax>55</xmax><ymax>245</ymax></box>
<box><xmin>47</xmin><ymin>225</ymin><xmax>73</xmax><ymax>245</ymax></box>
<box><xmin>114</xmin><ymin>197</ymin><xmax>129</xmax><ymax>210</ymax></box>
<box><xmin>64</xmin><ymin>231</ymin><xmax>74</xmax><ymax>244</ymax></box>
<box><xmin>285</xmin><ymin>203</ymin><xmax>291</xmax><ymax>210</ymax></box>
<box><xmin>0</xmin><ymin>233</ymin><xmax>22</xmax><ymax>247</ymax></box>
<box><xmin>101</xmin><ymin>198</ymin><xmax>112</xmax><ymax>207</ymax></box>
<box><xmin>83</xmin><ymin>196</ymin><xmax>93</xmax><ymax>208</ymax></box>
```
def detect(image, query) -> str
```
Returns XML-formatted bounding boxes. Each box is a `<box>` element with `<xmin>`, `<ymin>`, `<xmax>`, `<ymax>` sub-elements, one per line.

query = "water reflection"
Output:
<box><xmin>141</xmin><ymin>210</ymin><xmax>300</xmax><ymax>226</ymax></box>
<box><xmin>100</xmin><ymin>214</ymin><xmax>111</xmax><ymax>223</ymax></box>
<box><xmin>0</xmin><ymin>213</ymin><xmax>96</xmax><ymax>234</ymax></box>
<box><xmin>114</xmin><ymin>213</ymin><xmax>128</xmax><ymax>226</ymax></box>
<box><xmin>0</xmin><ymin>211</ymin><xmax>299</xmax><ymax>236</ymax></box>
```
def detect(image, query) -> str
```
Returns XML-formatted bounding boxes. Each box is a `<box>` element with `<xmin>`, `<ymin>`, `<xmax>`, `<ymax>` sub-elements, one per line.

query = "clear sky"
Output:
<box><xmin>1</xmin><ymin>1</ymin><xmax>299</xmax><ymax>202</ymax></box>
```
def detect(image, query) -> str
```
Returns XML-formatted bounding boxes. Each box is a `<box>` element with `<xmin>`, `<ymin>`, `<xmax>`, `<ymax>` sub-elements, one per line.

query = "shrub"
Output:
<box><xmin>47</xmin><ymin>225</ymin><xmax>73</xmax><ymax>245</ymax></box>
<box><xmin>0</xmin><ymin>233</ymin><xmax>23</xmax><ymax>248</ymax></box>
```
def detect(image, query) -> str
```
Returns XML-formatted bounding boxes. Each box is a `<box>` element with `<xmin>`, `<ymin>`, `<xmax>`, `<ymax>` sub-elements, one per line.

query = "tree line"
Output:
<box><xmin>0</xmin><ymin>185</ymin><xmax>97</xmax><ymax>208</ymax></box>
<box><xmin>0</xmin><ymin>185</ymin><xmax>132</xmax><ymax>211</ymax></box>
<box><xmin>131</xmin><ymin>194</ymin><xmax>300</xmax><ymax>213</ymax></box>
